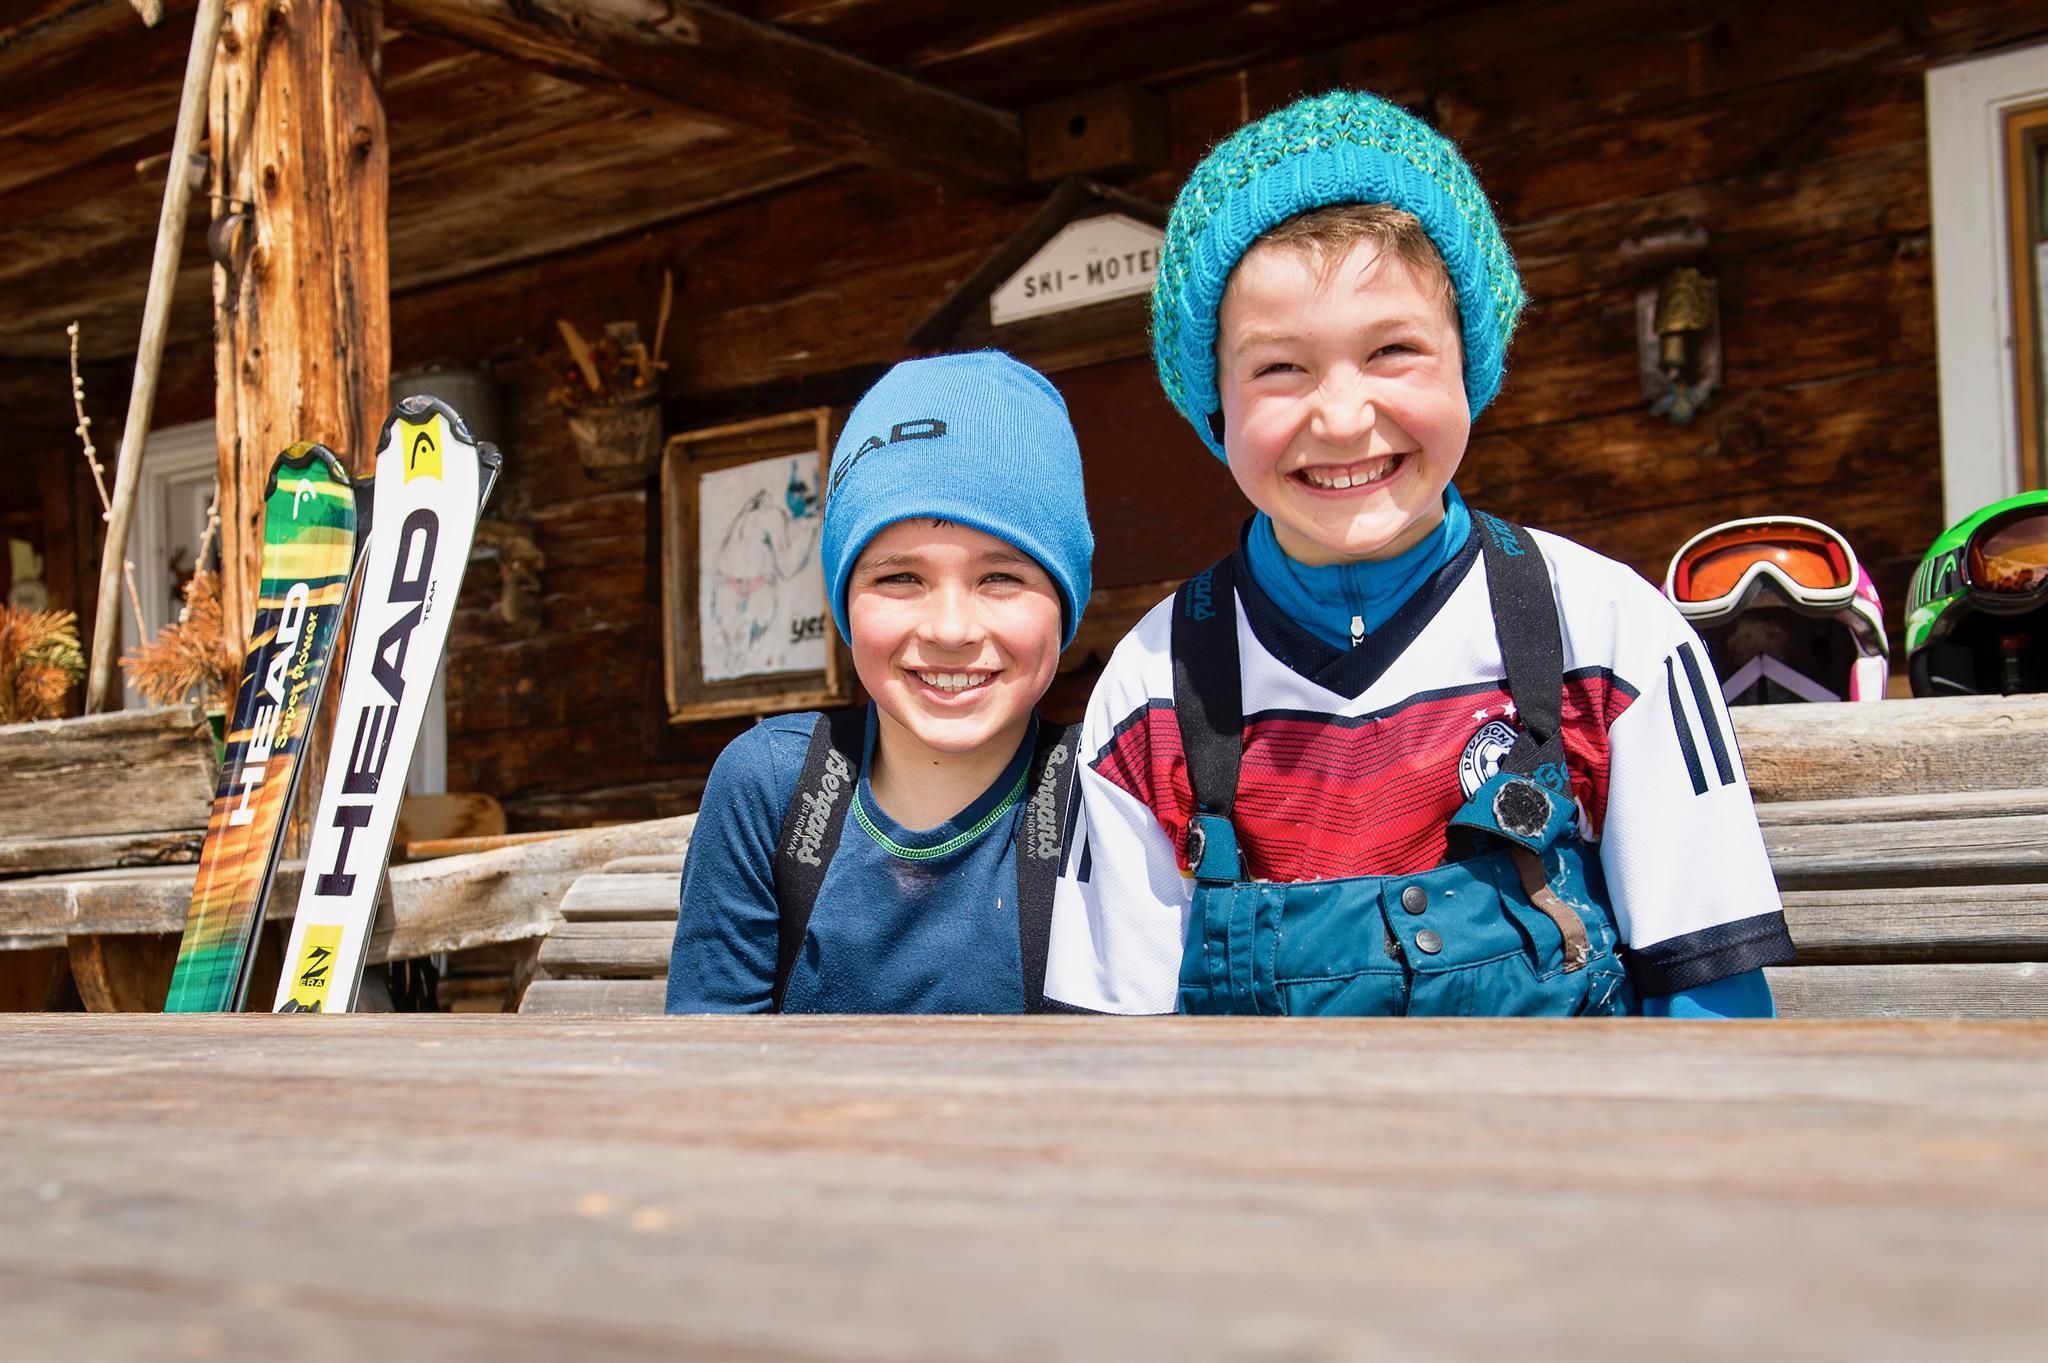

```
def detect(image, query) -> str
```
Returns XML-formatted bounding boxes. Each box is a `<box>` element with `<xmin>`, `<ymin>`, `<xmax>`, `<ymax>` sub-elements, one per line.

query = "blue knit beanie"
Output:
<box><xmin>822</xmin><ymin>351</ymin><xmax>1093</xmax><ymax>648</ymax></box>
<box><xmin>1152</xmin><ymin>89</ymin><xmax>1526</xmax><ymax>460</ymax></box>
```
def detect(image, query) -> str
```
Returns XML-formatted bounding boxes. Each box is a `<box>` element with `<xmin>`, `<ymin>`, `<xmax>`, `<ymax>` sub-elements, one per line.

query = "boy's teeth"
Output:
<box><xmin>1301</xmin><ymin>457</ymin><xmax>1399</xmax><ymax>490</ymax></box>
<box><xmin>917</xmin><ymin>671</ymin><xmax>991</xmax><ymax>692</ymax></box>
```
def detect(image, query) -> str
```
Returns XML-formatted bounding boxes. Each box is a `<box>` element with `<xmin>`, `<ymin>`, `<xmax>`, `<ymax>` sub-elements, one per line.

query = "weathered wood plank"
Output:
<box><xmin>404</xmin><ymin>830</ymin><xmax>575</xmax><ymax>860</ymax></box>
<box><xmin>1756</xmin><ymin>788</ymin><xmax>2048</xmax><ymax>826</ymax></box>
<box><xmin>600</xmin><ymin>854</ymin><xmax>688</xmax><ymax>876</ymax></box>
<box><xmin>0</xmin><ymin>828</ymin><xmax>205</xmax><ymax>876</ymax></box>
<box><xmin>0</xmin><ymin>864</ymin><xmax>261</xmax><ymax>938</ymax></box>
<box><xmin>459</xmin><ymin>718</ymin><xmax>719</xmax><ymax>819</ymax></box>
<box><xmin>517</xmin><ymin>977</ymin><xmax>666</xmax><ymax>1015</ymax></box>
<box><xmin>0</xmin><ymin>816</ymin><xmax>692</xmax><ymax>959</ymax></box>
<box><xmin>553</xmin><ymin>876</ymin><xmax>2048</xmax><ymax>978</ymax></box>
<box><xmin>501</xmin><ymin>782</ymin><xmax>710</xmax><ymax>833</ymax></box>
<box><xmin>387</xmin><ymin>168</ymin><xmax>1026</xmax><ymax>389</ymax></box>
<box><xmin>1765</xmin><ymin>814</ymin><xmax>2048</xmax><ymax>888</ymax></box>
<box><xmin>535</xmin><ymin>920</ymin><xmax>672</xmax><ymax>978</ymax></box>
<box><xmin>376</xmin><ymin>816</ymin><xmax>694</xmax><ymax>961</ymax></box>
<box><xmin>385</xmin><ymin>0</ymin><xmax>1022</xmax><ymax>189</ymax></box>
<box><xmin>1489</xmin><ymin>230</ymin><xmax>1936</xmax><ymax>432</ymax></box>
<box><xmin>1469</xmin><ymin>365</ymin><xmax>1944</xmax><ymax>599</ymax></box>
<box><xmin>0</xmin><ymin>1</ymin><xmax>194</xmax><ymax>195</ymax></box>
<box><xmin>0</xmin><ymin>1015</ymin><xmax>2041</xmax><ymax>1363</ymax></box>
<box><xmin>1412</xmin><ymin>0</ymin><xmax>2048</xmax><ymax>160</ymax></box>
<box><xmin>0</xmin><ymin>69</ymin><xmax>839</xmax><ymax>364</ymax></box>
<box><xmin>1768</xmin><ymin>962</ymin><xmax>2048</xmax><ymax>1020</ymax></box>
<box><xmin>1733</xmin><ymin>696</ymin><xmax>2048</xmax><ymax>802</ymax></box>
<box><xmin>1780</xmin><ymin>886</ymin><xmax>2048</xmax><ymax>964</ymax></box>
<box><xmin>1509</xmin><ymin>141</ymin><xmax>1931</xmax><ymax>304</ymax></box>
<box><xmin>558</xmin><ymin>873</ymin><xmax>679</xmax><ymax>921</ymax></box>
<box><xmin>0</xmin><ymin>706</ymin><xmax>214</xmax><ymax>841</ymax></box>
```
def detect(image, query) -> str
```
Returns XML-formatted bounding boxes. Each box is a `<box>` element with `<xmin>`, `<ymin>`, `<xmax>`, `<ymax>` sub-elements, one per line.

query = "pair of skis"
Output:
<box><xmin>164</xmin><ymin>395</ymin><xmax>501</xmax><ymax>1013</ymax></box>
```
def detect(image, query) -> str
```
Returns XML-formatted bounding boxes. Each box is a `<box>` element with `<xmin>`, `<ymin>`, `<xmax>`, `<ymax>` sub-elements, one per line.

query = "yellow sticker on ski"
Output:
<box><xmin>282</xmin><ymin>924</ymin><xmax>345</xmax><ymax>1012</ymax></box>
<box><xmin>402</xmin><ymin>417</ymin><xmax>443</xmax><ymax>483</ymax></box>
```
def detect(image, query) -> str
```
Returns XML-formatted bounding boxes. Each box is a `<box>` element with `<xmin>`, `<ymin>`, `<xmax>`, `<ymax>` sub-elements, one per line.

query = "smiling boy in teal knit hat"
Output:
<box><xmin>1044</xmin><ymin>90</ymin><xmax>1794</xmax><ymax>1020</ymax></box>
<box><xmin>670</xmin><ymin>350</ymin><xmax>1095</xmax><ymax>1014</ymax></box>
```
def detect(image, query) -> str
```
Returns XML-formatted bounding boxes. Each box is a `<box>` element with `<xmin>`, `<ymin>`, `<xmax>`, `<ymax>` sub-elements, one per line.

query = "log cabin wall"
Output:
<box><xmin>5</xmin><ymin>0</ymin><xmax>2046</xmax><ymax>824</ymax></box>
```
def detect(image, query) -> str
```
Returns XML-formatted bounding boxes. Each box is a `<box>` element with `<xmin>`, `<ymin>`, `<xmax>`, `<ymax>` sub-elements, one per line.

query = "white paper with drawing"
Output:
<box><xmin>697</xmin><ymin>453</ymin><xmax>827</xmax><ymax>681</ymax></box>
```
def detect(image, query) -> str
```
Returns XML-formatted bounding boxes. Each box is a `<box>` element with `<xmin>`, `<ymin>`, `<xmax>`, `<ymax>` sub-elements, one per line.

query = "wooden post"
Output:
<box><xmin>210</xmin><ymin>0</ymin><xmax>388</xmax><ymax>848</ymax></box>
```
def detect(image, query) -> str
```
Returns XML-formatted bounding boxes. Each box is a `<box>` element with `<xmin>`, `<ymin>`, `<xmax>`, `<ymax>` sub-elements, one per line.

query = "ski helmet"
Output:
<box><xmin>1906</xmin><ymin>489</ymin><xmax>2048</xmax><ymax>696</ymax></box>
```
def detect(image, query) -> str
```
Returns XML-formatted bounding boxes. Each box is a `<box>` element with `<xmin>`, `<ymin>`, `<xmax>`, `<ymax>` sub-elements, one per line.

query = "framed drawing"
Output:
<box><xmin>661</xmin><ymin>408</ymin><xmax>852</xmax><ymax>724</ymax></box>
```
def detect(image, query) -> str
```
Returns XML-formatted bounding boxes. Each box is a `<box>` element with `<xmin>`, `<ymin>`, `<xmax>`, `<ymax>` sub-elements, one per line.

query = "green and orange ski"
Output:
<box><xmin>164</xmin><ymin>444</ymin><xmax>361</xmax><ymax>1013</ymax></box>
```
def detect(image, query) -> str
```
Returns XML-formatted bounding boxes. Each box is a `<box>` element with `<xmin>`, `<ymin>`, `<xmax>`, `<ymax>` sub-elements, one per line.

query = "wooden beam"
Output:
<box><xmin>1733</xmin><ymin>695</ymin><xmax>2048</xmax><ymax>803</ymax></box>
<box><xmin>535</xmin><ymin>919</ymin><xmax>672</xmax><ymax>978</ymax></box>
<box><xmin>0</xmin><ymin>2</ymin><xmax>193</xmax><ymax>126</ymax></box>
<box><xmin>0</xmin><ymin>706</ymin><xmax>215</xmax><ymax>844</ymax></box>
<box><xmin>382</xmin><ymin>0</ymin><xmax>1022</xmax><ymax>189</ymax></box>
<box><xmin>0</xmin><ymin>814</ymin><xmax>695</xmax><ymax>961</ymax></box>
<box><xmin>1767</xmin><ymin>962</ymin><xmax>2048</xmax><ymax>1020</ymax></box>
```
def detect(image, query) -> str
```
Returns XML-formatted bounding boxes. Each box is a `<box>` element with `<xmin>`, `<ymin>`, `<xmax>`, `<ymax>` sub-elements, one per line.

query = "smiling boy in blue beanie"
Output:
<box><xmin>668</xmin><ymin>351</ymin><xmax>1093</xmax><ymax>1013</ymax></box>
<box><xmin>1043</xmin><ymin>91</ymin><xmax>1794</xmax><ymax>1018</ymax></box>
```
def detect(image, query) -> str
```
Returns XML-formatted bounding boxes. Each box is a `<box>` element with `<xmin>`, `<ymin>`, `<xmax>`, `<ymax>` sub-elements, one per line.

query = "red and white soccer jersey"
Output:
<box><xmin>1045</xmin><ymin>527</ymin><xmax>1790</xmax><ymax>1014</ymax></box>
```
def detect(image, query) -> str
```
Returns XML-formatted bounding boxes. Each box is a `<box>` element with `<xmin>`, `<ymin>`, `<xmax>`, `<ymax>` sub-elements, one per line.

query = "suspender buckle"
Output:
<box><xmin>1185</xmin><ymin>811</ymin><xmax>1242</xmax><ymax>884</ymax></box>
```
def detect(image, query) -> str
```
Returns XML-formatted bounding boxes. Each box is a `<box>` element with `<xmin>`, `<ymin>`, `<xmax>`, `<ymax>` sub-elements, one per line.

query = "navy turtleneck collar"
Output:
<box><xmin>1244</xmin><ymin>486</ymin><xmax>1472</xmax><ymax>649</ymax></box>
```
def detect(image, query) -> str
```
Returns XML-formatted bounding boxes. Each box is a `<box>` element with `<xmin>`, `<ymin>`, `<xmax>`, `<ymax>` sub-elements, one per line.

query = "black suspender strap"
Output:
<box><xmin>1171</xmin><ymin>557</ymin><xmax>1245</xmax><ymax>818</ymax></box>
<box><xmin>770</xmin><ymin>709</ymin><xmax>1082</xmax><ymax>1014</ymax></box>
<box><xmin>1012</xmin><ymin>721</ymin><xmax>1082</xmax><ymax>1013</ymax></box>
<box><xmin>1471</xmin><ymin>511</ymin><xmax>1567</xmax><ymax>778</ymax></box>
<box><xmin>770</xmin><ymin>707</ymin><xmax>865</xmax><ymax>1012</ymax></box>
<box><xmin>1171</xmin><ymin>556</ymin><xmax>1251</xmax><ymax>882</ymax></box>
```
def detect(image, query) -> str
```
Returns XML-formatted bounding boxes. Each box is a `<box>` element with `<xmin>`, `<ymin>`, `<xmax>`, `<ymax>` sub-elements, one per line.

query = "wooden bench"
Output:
<box><xmin>521</xmin><ymin>852</ymin><xmax>685</xmax><ymax>1016</ymax></box>
<box><xmin>518</xmin><ymin>696</ymin><xmax>2048</xmax><ymax>1019</ymax></box>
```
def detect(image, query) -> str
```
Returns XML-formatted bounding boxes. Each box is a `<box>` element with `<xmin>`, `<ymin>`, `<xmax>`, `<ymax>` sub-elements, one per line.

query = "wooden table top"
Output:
<box><xmin>2</xmin><ymin>1015</ymin><xmax>2043</xmax><ymax>1362</ymax></box>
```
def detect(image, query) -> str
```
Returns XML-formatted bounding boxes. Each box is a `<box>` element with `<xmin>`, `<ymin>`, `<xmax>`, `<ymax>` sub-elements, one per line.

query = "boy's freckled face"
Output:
<box><xmin>847</xmin><ymin>520</ymin><xmax>1063</xmax><ymax>763</ymax></box>
<box><xmin>1216</xmin><ymin>239</ymin><xmax>1471</xmax><ymax>565</ymax></box>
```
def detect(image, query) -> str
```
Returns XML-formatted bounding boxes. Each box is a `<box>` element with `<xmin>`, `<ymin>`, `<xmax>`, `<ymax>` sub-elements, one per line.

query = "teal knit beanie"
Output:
<box><xmin>1152</xmin><ymin>89</ymin><xmax>1526</xmax><ymax>459</ymax></box>
<box><xmin>822</xmin><ymin>351</ymin><xmax>1093</xmax><ymax>648</ymax></box>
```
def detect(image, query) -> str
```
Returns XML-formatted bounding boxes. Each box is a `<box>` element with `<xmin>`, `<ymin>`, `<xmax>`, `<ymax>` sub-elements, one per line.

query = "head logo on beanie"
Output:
<box><xmin>1151</xmin><ymin>89</ymin><xmax>1526</xmax><ymax>460</ymax></box>
<box><xmin>829</xmin><ymin>418</ymin><xmax>947</xmax><ymax>498</ymax></box>
<box><xmin>821</xmin><ymin>351</ymin><xmax>1094</xmax><ymax>648</ymax></box>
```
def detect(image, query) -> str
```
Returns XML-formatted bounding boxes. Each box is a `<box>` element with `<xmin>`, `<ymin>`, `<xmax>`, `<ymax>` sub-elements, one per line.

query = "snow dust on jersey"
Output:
<box><xmin>1044</xmin><ymin>525</ymin><xmax>1792</xmax><ymax>1014</ymax></box>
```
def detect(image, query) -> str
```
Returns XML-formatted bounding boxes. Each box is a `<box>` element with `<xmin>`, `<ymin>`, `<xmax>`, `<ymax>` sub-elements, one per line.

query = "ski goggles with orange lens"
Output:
<box><xmin>1665</xmin><ymin>517</ymin><xmax>1858</xmax><ymax>623</ymax></box>
<box><xmin>1965</xmin><ymin>506</ymin><xmax>2048</xmax><ymax>607</ymax></box>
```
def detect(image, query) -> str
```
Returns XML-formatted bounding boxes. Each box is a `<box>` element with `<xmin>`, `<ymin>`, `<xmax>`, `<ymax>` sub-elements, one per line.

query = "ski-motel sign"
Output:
<box><xmin>989</xmin><ymin>213</ymin><xmax>1165</xmax><ymax>325</ymax></box>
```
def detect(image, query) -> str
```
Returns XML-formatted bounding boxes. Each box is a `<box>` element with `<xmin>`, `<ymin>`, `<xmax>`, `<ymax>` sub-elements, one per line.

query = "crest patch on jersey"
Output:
<box><xmin>1458</xmin><ymin>718</ymin><xmax>1520</xmax><ymax>798</ymax></box>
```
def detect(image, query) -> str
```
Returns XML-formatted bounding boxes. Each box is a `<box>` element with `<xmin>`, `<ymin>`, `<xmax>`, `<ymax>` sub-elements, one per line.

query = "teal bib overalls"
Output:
<box><xmin>1173</xmin><ymin>514</ymin><xmax>1637</xmax><ymax>1017</ymax></box>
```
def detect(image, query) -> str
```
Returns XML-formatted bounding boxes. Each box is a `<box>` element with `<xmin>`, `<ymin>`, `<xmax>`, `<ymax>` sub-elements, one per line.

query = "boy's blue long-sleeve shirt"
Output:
<box><xmin>667</xmin><ymin>708</ymin><xmax>1036</xmax><ymax>1014</ymax></box>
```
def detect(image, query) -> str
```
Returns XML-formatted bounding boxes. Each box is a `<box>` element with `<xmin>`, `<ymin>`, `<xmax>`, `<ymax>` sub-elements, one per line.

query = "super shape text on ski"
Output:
<box><xmin>275</xmin><ymin>395</ymin><xmax>500</xmax><ymax>1012</ymax></box>
<box><xmin>165</xmin><ymin>444</ymin><xmax>359</xmax><ymax>1013</ymax></box>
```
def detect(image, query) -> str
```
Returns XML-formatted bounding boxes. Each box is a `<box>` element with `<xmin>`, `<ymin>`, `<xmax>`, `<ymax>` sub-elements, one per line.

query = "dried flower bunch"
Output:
<box><xmin>68</xmin><ymin>321</ymin><xmax>146</xmax><ymax>643</ymax></box>
<box><xmin>121</xmin><ymin>568</ymin><xmax>238</xmax><ymax>711</ymax></box>
<box><xmin>0</xmin><ymin>606</ymin><xmax>85</xmax><ymax>724</ymax></box>
<box><xmin>550</xmin><ymin>268</ymin><xmax>673</xmax><ymax>409</ymax></box>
